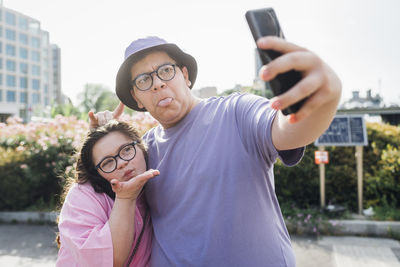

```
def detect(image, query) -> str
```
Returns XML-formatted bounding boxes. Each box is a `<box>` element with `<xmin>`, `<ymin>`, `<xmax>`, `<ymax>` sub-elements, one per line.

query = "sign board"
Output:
<box><xmin>314</xmin><ymin>115</ymin><xmax>368</xmax><ymax>146</ymax></box>
<box><xmin>315</xmin><ymin>151</ymin><xmax>329</xmax><ymax>164</ymax></box>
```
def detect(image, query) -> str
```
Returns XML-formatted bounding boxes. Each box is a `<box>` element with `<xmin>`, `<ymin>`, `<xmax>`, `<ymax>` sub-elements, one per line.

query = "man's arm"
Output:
<box><xmin>257</xmin><ymin>37</ymin><xmax>342</xmax><ymax>151</ymax></box>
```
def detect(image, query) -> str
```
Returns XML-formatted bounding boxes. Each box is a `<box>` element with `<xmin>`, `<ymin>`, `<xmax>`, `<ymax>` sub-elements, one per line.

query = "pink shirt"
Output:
<box><xmin>56</xmin><ymin>183</ymin><xmax>152</xmax><ymax>267</ymax></box>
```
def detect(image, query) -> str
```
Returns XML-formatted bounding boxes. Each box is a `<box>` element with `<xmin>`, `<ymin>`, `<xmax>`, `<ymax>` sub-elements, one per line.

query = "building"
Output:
<box><xmin>193</xmin><ymin>86</ymin><xmax>217</xmax><ymax>99</ymax></box>
<box><xmin>0</xmin><ymin>3</ymin><xmax>61</xmax><ymax>122</ymax></box>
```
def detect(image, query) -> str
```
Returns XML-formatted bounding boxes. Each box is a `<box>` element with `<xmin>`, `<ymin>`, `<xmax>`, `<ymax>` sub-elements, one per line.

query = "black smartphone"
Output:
<box><xmin>245</xmin><ymin>8</ymin><xmax>305</xmax><ymax>115</ymax></box>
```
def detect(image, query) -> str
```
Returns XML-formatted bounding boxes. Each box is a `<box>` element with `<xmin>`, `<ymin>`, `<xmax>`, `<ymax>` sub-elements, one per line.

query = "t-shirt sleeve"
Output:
<box><xmin>58</xmin><ymin>184</ymin><xmax>113</xmax><ymax>267</ymax></box>
<box><xmin>233</xmin><ymin>93</ymin><xmax>304</xmax><ymax>167</ymax></box>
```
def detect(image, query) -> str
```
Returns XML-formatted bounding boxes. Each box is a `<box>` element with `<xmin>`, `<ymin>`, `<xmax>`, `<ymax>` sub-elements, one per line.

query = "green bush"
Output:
<box><xmin>0</xmin><ymin>114</ymin><xmax>159</xmax><ymax>211</ymax></box>
<box><xmin>275</xmin><ymin>122</ymin><xmax>400</xmax><ymax>212</ymax></box>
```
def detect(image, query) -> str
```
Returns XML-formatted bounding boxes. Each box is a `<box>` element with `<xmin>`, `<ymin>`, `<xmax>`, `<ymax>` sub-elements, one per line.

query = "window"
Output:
<box><xmin>32</xmin><ymin>79</ymin><xmax>40</xmax><ymax>90</ymax></box>
<box><xmin>31</xmin><ymin>51</ymin><xmax>40</xmax><ymax>62</ymax></box>
<box><xmin>5</xmin><ymin>29</ymin><xmax>16</xmax><ymax>41</ymax></box>
<box><xmin>29</xmin><ymin>21</ymin><xmax>40</xmax><ymax>35</ymax></box>
<box><xmin>44</xmin><ymin>84</ymin><xmax>48</xmax><ymax>93</ymax></box>
<box><xmin>20</xmin><ymin>92</ymin><xmax>27</xmax><ymax>103</ymax></box>
<box><xmin>32</xmin><ymin>93</ymin><xmax>41</xmax><ymax>104</ymax></box>
<box><xmin>19</xmin><ymin>47</ymin><xmax>28</xmax><ymax>59</ymax></box>
<box><xmin>6</xmin><ymin>12</ymin><xmax>16</xmax><ymax>26</ymax></box>
<box><xmin>7</xmin><ymin>91</ymin><xmax>16</xmax><ymax>102</ymax></box>
<box><xmin>19</xmin><ymin>33</ymin><xmax>28</xmax><ymax>44</ymax></box>
<box><xmin>0</xmin><ymin>58</ymin><xmax>2</xmax><ymax>69</ymax></box>
<box><xmin>0</xmin><ymin>74</ymin><xmax>2</xmax><ymax>85</ymax></box>
<box><xmin>6</xmin><ymin>44</ymin><xmax>16</xmax><ymax>56</ymax></box>
<box><xmin>20</xmin><ymin>63</ymin><xmax>28</xmax><ymax>74</ymax></box>
<box><xmin>19</xmin><ymin>17</ymin><xmax>29</xmax><ymax>30</ymax></box>
<box><xmin>0</xmin><ymin>90</ymin><xmax>2</xmax><ymax>102</ymax></box>
<box><xmin>45</xmin><ymin>97</ymin><xmax>49</xmax><ymax>106</ymax></box>
<box><xmin>20</xmin><ymin>77</ymin><xmax>28</xmax><ymax>88</ymax></box>
<box><xmin>6</xmin><ymin>60</ymin><xmax>16</xmax><ymax>71</ymax></box>
<box><xmin>0</xmin><ymin>27</ymin><xmax>2</xmax><ymax>37</ymax></box>
<box><xmin>31</xmin><ymin>37</ymin><xmax>40</xmax><ymax>48</ymax></box>
<box><xmin>6</xmin><ymin>75</ymin><xmax>16</xmax><ymax>87</ymax></box>
<box><xmin>32</xmin><ymin>65</ymin><xmax>40</xmax><ymax>76</ymax></box>
<box><xmin>0</xmin><ymin>42</ymin><xmax>2</xmax><ymax>53</ymax></box>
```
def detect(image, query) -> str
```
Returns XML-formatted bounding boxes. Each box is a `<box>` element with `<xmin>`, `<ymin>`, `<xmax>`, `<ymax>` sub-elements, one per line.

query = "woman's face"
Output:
<box><xmin>92</xmin><ymin>131</ymin><xmax>147</xmax><ymax>183</ymax></box>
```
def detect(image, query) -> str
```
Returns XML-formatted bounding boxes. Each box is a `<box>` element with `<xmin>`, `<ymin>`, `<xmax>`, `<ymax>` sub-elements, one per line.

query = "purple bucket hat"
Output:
<box><xmin>115</xmin><ymin>36</ymin><xmax>197</xmax><ymax>111</ymax></box>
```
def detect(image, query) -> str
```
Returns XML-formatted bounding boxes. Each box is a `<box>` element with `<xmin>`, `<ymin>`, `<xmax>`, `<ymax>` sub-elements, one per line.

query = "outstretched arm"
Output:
<box><xmin>257</xmin><ymin>37</ymin><xmax>342</xmax><ymax>151</ymax></box>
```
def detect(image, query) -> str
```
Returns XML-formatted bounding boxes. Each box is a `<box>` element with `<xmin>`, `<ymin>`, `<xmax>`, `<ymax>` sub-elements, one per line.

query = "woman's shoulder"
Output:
<box><xmin>65</xmin><ymin>182</ymin><xmax>112</xmax><ymax>205</ymax></box>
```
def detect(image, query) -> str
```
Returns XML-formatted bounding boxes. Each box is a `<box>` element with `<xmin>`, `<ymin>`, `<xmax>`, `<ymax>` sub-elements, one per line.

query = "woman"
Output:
<box><xmin>56</xmin><ymin>120</ymin><xmax>159</xmax><ymax>267</ymax></box>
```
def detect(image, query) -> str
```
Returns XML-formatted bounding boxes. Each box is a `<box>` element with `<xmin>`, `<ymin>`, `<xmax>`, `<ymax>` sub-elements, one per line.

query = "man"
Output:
<box><xmin>90</xmin><ymin>36</ymin><xmax>341</xmax><ymax>266</ymax></box>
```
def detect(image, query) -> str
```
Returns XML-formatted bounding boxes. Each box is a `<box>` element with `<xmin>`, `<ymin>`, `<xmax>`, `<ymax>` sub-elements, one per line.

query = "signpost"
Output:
<box><xmin>314</xmin><ymin>115</ymin><xmax>368</xmax><ymax>214</ymax></box>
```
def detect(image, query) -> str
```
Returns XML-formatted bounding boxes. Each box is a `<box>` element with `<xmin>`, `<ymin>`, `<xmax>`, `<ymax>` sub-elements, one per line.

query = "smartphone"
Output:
<box><xmin>245</xmin><ymin>8</ymin><xmax>305</xmax><ymax>115</ymax></box>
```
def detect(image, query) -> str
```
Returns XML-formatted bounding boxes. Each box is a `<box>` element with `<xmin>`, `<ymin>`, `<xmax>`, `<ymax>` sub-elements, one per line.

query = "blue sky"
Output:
<box><xmin>4</xmin><ymin>0</ymin><xmax>400</xmax><ymax>105</ymax></box>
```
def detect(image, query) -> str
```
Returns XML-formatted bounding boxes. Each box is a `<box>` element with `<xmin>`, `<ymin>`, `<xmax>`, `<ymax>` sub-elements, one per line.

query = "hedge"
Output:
<box><xmin>0</xmin><ymin>115</ymin><xmax>398</xmax><ymax>212</ymax></box>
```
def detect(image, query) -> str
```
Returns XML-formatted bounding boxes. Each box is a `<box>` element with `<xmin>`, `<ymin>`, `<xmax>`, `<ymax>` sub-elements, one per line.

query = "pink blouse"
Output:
<box><xmin>56</xmin><ymin>183</ymin><xmax>152</xmax><ymax>267</ymax></box>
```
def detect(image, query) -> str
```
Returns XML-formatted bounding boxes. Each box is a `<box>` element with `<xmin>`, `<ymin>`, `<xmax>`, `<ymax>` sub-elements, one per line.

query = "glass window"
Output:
<box><xmin>6</xmin><ymin>44</ymin><xmax>16</xmax><ymax>56</ymax></box>
<box><xmin>6</xmin><ymin>75</ymin><xmax>16</xmax><ymax>87</ymax></box>
<box><xmin>0</xmin><ymin>90</ymin><xmax>2</xmax><ymax>102</ymax></box>
<box><xmin>45</xmin><ymin>97</ymin><xmax>49</xmax><ymax>106</ymax></box>
<box><xmin>32</xmin><ymin>65</ymin><xmax>40</xmax><ymax>76</ymax></box>
<box><xmin>19</xmin><ymin>47</ymin><xmax>28</xmax><ymax>59</ymax></box>
<box><xmin>19</xmin><ymin>17</ymin><xmax>29</xmax><ymax>30</ymax></box>
<box><xmin>0</xmin><ymin>58</ymin><xmax>2</xmax><ymax>69</ymax></box>
<box><xmin>0</xmin><ymin>74</ymin><xmax>2</xmax><ymax>85</ymax></box>
<box><xmin>6</xmin><ymin>60</ymin><xmax>16</xmax><ymax>71</ymax></box>
<box><xmin>19</xmin><ymin>33</ymin><xmax>28</xmax><ymax>44</ymax></box>
<box><xmin>0</xmin><ymin>42</ymin><xmax>2</xmax><ymax>53</ymax></box>
<box><xmin>32</xmin><ymin>93</ymin><xmax>40</xmax><ymax>104</ymax></box>
<box><xmin>6</xmin><ymin>12</ymin><xmax>16</xmax><ymax>26</ymax></box>
<box><xmin>31</xmin><ymin>37</ymin><xmax>40</xmax><ymax>48</ymax></box>
<box><xmin>20</xmin><ymin>63</ymin><xmax>28</xmax><ymax>74</ymax></box>
<box><xmin>20</xmin><ymin>77</ymin><xmax>28</xmax><ymax>88</ymax></box>
<box><xmin>32</xmin><ymin>79</ymin><xmax>40</xmax><ymax>90</ymax></box>
<box><xmin>7</xmin><ymin>91</ymin><xmax>16</xmax><ymax>102</ymax></box>
<box><xmin>44</xmin><ymin>84</ymin><xmax>48</xmax><ymax>94</ymax></box>
<box><xmin>20</xmin><ymin>92</ymin><xmax>27</xmax><ymax>103</ymax></box>
<box><xmin>31</xmin><ymin>51</ymin><xmax>40</xmax><ymax>62</ymax></box>
<box><xmin>0</xmin><ymin>27</ymin><xmax>2</xmax><ymax>37</ymax></box>
<box><xmin>5</xmin><ymin>29</ymin><xmax>16</xmax><ymax>41</ymax></box>
<box><xmin>29</xmin><ymin>21</ymin><xmax>40</xmax><ymax>35</ymax></box>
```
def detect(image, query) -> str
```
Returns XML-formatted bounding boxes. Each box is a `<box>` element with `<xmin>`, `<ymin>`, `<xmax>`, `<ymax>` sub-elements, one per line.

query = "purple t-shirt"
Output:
<box><xmin>144</xmin><ymin>93</ymin><xmax>304</xmax><ymax>267</ymax></box>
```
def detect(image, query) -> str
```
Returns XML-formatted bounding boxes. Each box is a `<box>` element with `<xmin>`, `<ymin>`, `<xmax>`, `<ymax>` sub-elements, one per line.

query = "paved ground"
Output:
<box><xmin>0</xmin><ymin>224</ymin><xmax>399</xmax><ymax>266</ymax></box>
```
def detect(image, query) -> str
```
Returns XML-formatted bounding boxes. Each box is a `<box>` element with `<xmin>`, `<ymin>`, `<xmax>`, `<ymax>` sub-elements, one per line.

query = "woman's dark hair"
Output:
<box><xmin>76</xmin><ymin>120</ymin><xmax>148</xmax><ymax>199</ymax></box>
<box><xmin>56</xmin><ymin>120</ymin><xmax>147</xmax><ymax>248</ymax></box>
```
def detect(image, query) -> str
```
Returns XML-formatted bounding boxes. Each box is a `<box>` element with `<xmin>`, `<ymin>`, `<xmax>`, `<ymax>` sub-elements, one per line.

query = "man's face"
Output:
<box><xmin>130</xmin><ymin>51</ymin><xmax>196</xmax><ymax>129</ymax></box>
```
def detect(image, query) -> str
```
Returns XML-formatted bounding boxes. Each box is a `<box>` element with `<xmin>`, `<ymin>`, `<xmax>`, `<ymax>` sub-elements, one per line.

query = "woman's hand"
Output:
<box><xmin>110</xmin><ymin>169</ymin><xmax>160</xmax><ymax>200</ymax></box>
<box><xmin>88</xmin><ymin>102</ymin><xmax>125</xmax><ymax>130</ymax></box>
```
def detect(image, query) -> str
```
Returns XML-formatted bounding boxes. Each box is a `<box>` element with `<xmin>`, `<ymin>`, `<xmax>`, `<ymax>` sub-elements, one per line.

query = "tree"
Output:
<box><xmin>77</xmin><ymin>83</ymin><xmax>109</xmax><ymax>113</ymax></box>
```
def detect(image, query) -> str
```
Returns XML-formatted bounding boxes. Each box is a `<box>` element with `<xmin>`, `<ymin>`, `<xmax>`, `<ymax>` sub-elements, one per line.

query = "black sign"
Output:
<box><xmin>314</xmin><ymin>115</ymin><xmax>368</xmax><ymax>146</ymax></box>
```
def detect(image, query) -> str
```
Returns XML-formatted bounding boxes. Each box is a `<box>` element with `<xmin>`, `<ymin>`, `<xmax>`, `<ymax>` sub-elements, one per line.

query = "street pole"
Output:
<box><xmin>356</xmin><ymin>146</ymin><xmax>363</xmax><ymax>215</ymax></box>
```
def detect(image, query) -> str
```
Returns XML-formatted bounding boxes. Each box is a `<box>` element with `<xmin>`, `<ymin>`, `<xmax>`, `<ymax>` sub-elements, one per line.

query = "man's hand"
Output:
<box><xmin>258</xmin><ymin>36</ymin><xmax>342</xmax><ymax>150</ymax></box>
<box><xmin>88</xmin><ymin>102</ymin><xmax>125</xmax><ymax>130</ymax></box>
<box><xmin>257</xmin><ymin>36</ymin><xmax>341</xmax><ymax>123</ymax></box>
<box><xmin>110</xmin><ymin>169</ymin><xmax>160</xmax><ymax>200</ymax></box>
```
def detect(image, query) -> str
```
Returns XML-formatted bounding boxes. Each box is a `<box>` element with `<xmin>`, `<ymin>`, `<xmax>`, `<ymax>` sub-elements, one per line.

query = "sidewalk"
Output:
<box><xmin>0</xmin><ymin>224</ymin><xmax>399</xmax><ymax>266</ymax></box>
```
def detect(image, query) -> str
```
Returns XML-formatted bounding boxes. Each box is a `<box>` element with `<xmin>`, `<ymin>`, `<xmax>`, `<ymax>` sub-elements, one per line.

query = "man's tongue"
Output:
<box><xmin>158</xmin><ymin>97</ymin><xmax>173</xmax><ymax>107</ymax></box>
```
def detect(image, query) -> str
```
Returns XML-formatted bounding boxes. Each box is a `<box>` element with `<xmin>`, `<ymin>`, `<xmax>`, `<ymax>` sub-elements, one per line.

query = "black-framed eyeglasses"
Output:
<box><xmin>95</xmin><ymin>141</ymin><xmax>138</xmax><ymax>173</ymax></box>
<box><xmin>131</xmin><ymin>63</ymin><xmax>177</xmax><ymax>91</ymax></box>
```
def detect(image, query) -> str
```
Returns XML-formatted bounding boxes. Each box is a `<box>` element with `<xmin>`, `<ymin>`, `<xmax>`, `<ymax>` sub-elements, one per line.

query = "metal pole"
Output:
<box><xmin>318</xmin><ymin>146</ymin><xmax>326</xmax><ymax>208</ymax></box>
<box><xmin>356</xmin><ymin>146</ymin><xmax>363</xmax><ymax>215</ymax></box>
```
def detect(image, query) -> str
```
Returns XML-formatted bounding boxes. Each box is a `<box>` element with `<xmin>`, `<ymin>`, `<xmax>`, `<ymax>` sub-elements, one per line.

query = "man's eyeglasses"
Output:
<box><xmin>95</xmin><ymin>141</ymin><xmax>138</xmax><ymax>173</ymax></box>
<box><xmin>131</xmin><ymin>63</ymin><xmax>177</xmax><ymax>91</ymax></box>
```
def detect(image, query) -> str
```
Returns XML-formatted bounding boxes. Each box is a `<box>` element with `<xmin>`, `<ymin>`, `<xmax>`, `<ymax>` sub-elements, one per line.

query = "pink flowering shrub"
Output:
<box><xmin>0</xmin><ymin>113</ymin><xmax>158</xmax><ymax>211</ymax></box>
